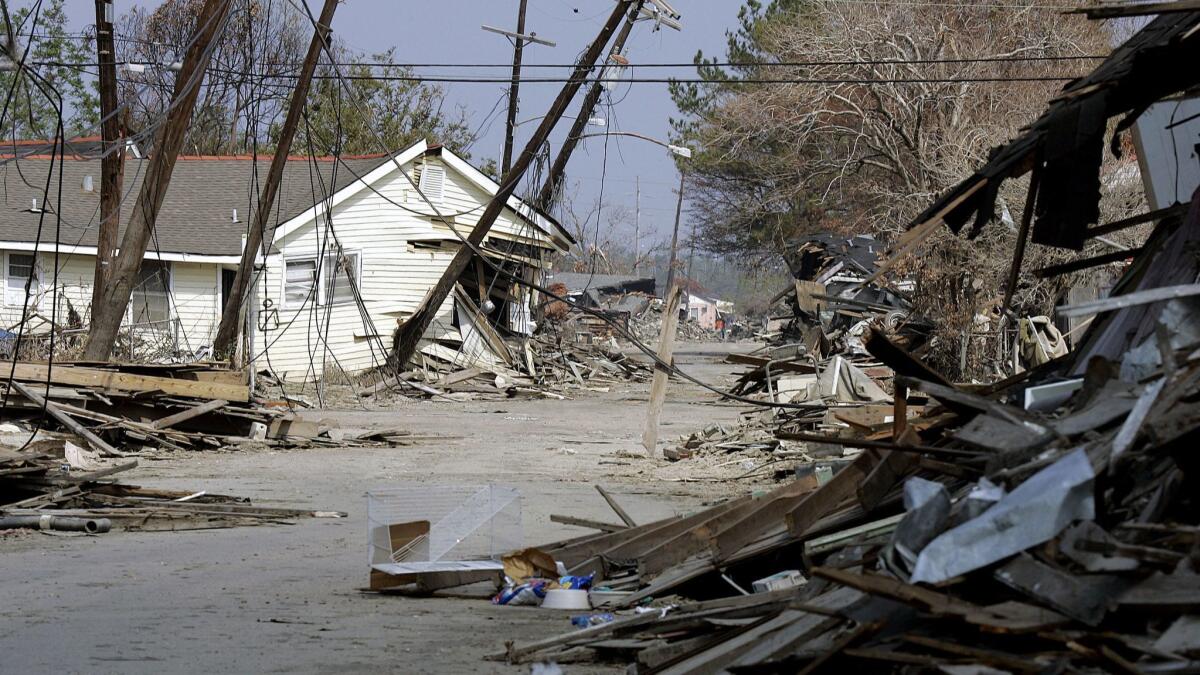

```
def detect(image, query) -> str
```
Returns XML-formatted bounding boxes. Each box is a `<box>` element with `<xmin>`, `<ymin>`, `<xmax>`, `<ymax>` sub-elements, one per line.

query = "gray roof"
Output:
<box><xmin>548</xmin><ymin>273</ymin><xmax>655</xmax><ymax>293</ymax></box>
<box><xmin>0</xmin><ymin>154</ymin><xmax>391</xmax><ymax>256</ymax></box>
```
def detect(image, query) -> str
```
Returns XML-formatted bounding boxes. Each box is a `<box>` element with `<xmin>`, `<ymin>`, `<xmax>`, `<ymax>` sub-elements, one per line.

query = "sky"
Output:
<box><xmin>66</xmin><ymin>0</ymin><xmax>742</xmax><ymax>246</ymax></box>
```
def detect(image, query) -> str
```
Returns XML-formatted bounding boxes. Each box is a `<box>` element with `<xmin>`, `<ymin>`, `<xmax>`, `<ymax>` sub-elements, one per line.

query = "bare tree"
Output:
<box><xmin>673</xmin><ymin>0</ymin><xmax>1145</xmax><ymax>376</ymax></box>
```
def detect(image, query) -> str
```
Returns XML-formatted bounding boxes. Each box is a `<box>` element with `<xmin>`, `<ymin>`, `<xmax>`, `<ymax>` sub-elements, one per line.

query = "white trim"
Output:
<box><xmin>437</xmin><ymin>150</ymin><xmax>574</xmax><ymax>248</ymax></box>
<box><xmin>0</xmin><ymin>240</ymin><xmax>245</xmax><ymax>264</ymax></box>
<box><xmin>270</xmin><ymin>141</ymin><xmax>431</xmax><ymax>245</ymax></box>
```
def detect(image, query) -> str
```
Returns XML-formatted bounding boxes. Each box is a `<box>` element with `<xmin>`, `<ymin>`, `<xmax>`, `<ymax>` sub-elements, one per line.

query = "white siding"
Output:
<box><xmin>171</xmin><ymin>261</ymin><xmax>220</xmax><ymax>349</ymax></box>
<box><xmin>0</xmin><ymin>249</ymin><xmax>220</xmax><ymax>354</ymax></box>
<box><xmin>257</xmin><ymin>155</ymin><xmax>558</xmax><ymax>377</ymax></box>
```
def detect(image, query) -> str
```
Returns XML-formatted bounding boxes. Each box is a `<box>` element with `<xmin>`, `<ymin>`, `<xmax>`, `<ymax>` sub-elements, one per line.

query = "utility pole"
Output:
<box><xmin>91</xmin><ymin>0</ymin><xmax>122</xmax><ymax>317</ymax></box>
<box><xmin>664</xmin><ymin>170</ymin><xmax>685</xmax><ymax>295</ymax></box>
<box><xmin>392</xmin><ymin>0</ymin><xmax>637</xmax><ymax>369</ymax></box>
<box><xmin>83</xmin><ymin>0</ymin><xmax>234</xmax><ymax>361</ymax></box>
<box><xmin>213</xmin><ymin>0</ymin><xmax>340</xmax><ymax>359</ymax></box>
<box><xmin>535</xmin><ymin>0</ymin><xmax>644</xmax><ymax>211</ymax></box>
<box><xmin>633</xmin><ymin>176</ymin><xmax>640</xmax><ymax>274</ymax></box>
<box><xmin>501</xmin><ymin>0</ymin><xmax>528</xmax><ymax>176</ymax></box>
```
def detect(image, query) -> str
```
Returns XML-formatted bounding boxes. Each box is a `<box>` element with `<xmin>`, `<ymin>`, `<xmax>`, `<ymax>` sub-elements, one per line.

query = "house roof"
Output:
<box><xmin>0</xmin><ymin>152</ymin><xmax>390</xmax><ymax>256</ymax></box>
<box><xmin>0</xmin><ymin>140</ymin><xmax>572</xmax><ymax>257</ymax></box>
<box><xmin>548</xmin><ymin>273</ymin><xmax>656</xmax><ymax>294</ymax></box>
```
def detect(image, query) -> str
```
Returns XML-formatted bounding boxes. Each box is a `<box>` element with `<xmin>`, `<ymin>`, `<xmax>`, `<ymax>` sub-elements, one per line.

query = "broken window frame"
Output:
<box><xmin>282</xmin><ymin>249</ymin><xmax>362</xmax><ymax>309</ymax></box>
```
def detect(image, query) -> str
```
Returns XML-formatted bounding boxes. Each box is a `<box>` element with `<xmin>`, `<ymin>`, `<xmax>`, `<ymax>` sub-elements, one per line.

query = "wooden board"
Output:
<box><xmin>4</xmin><ymin>363</ymin><xmax>249</xmax><ymax>402</ymax></box>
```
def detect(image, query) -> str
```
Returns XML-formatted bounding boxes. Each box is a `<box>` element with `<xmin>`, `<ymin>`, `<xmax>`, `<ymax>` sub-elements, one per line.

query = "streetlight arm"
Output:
<box><xmin>572</xmin><ymin>130</ymin><xmax>691</xmax><ymax>157</ymax></box>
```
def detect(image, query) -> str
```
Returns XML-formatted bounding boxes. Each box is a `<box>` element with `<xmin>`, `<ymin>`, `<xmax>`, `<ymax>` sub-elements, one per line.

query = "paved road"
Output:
<box><xmin>0</xmin><ymin>342</ymin><xmax>756</xmax><ymax>674</ymax></box>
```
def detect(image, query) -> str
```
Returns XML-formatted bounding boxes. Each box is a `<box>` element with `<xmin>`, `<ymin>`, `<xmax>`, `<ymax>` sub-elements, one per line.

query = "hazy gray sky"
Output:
<box><xmin>69</xmin><ymin>1</ymin><xmax>741</xmax><ymax>244</ymax></box>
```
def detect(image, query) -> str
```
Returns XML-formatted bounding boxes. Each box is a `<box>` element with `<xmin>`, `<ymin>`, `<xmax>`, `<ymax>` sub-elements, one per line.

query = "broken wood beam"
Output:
<box><xmin>150</xmin><ymin>399</ymin><xmax>229</xmax><ymax>430</ymax></box>
<box><xmin>550</xmin><ymin>514</ymin><xmax>628</xmax><ymax>533</ymax></box>
<box><xmin>9</xmin><ymin>380</ymin><xmax>126</xmax><ymax>458</ymax></box>
<box><xmin>1033</xmin><ymin>248</ymin><xmax>1142</xmax><ymax>279</ymax></box>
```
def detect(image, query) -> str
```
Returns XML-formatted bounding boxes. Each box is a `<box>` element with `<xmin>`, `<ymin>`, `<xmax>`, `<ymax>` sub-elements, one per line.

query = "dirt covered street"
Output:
<box><xmin>0</xmin><ymin>343</ymin><xmax>753</xmax><ymax>674</ymax></box>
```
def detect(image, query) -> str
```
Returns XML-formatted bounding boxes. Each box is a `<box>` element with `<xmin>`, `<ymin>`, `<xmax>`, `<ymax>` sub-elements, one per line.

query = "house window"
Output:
<box><xmin>284</xmin><ymin>258</ymin><xmax>318</xmax><ymax>307</ymax></box>
<box><xmin>324</xmin><ymin>251</ymin><xmax>360</xmax><ymax>305</ymax></box>
<box><xmin>284</xmin><ymin>251</ymin><xmax>360</xmax><ymax>307</ymax></box>
<box><xmin>130</xmin><ymin>261</ymin><xmax>171</xmax><ymax>324</ymax></box>
<box><xmin>4</xmin><ymin>252</ymin><xmax>38</xmax><ymax>306</ymax></box>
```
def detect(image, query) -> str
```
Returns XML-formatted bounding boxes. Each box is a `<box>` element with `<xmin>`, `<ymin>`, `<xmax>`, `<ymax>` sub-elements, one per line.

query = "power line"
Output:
<box><xmin>203</xmin><ymin>69</ymin><xmax>1092</xmax><ymax>85</ymax></box>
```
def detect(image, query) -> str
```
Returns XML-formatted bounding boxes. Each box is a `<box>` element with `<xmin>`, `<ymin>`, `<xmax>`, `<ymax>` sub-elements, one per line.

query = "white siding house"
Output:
<box><xmin>0</xmin><ymin>140</ymin><xmax>572</xmax><ymax>376</ymax></box>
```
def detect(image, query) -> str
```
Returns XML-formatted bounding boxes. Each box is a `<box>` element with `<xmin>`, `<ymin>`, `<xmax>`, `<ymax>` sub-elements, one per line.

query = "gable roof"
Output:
<box><xmin>0</xmin><ymin>152</ymin><xmax>389</xmax><ymax>256</ymax></box>
<box><xmin>0</xmin><ymin>140</ymin><xmax>572</xmax><ymax>257</ymax></box>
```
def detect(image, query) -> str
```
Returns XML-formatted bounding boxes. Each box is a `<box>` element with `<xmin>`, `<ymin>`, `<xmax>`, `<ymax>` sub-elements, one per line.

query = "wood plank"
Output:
<box><xmin>151</xmin><ymin>399</ymin><xmax>229</xmax><ymax>430</ymax></box>
<box><xmin>783</xmin><ymin>451</ymin><xmax>879</xmax><ymax>540</ymax></box>
<box><xmin>549</xmin><ymin>514</ymin><xmax>627</xmax><ymax>533</ymax></box>
<box><xmin>9</xmin><ymin>381</ymin><xmax>126</xmax><ymax>458</ymax></box>
<box><xmin>641</xmin><ymin>284</ymin><xmax>682</xmax><ymax>455</ymax></box>
<box><xmin>3</xmin><ymin>363</ymin><xmax>249</xmax><ymax>402</ymax></box>
<box><xmin>595</xmin><ymin>484</ymin><xmax>637</xmax><ymax>527</ymax></box>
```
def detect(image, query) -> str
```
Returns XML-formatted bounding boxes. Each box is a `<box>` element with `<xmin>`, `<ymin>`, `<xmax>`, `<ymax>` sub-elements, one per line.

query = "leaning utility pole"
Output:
<box><xmin>212</xmin><ymin>0</ymin><xmax>340</xmax><ymax>359</ymax></box>
<box><xmin>501</xmin><ymin>0</ymin><xmax>529</xmax><ymax>175</ymax></box>
<box><xmin>91</xmin><ymin>0</ymin><xmax>122</xmax><ymax>316</ymax></box>
<box><xmin>535</xmin><ymin>0</ymin><xmax>643</xmax><ymax>211</ymax></box>
<box><xmin>392</xmin><ymin>0</ymin><xmax>637</xmax><ymax>369</ymax></box>
<box><xmin>664</xmin><ymin>170</ymin><xmax>685</xmax><ymax>294</ymax></box>
<box><xmin>83</xmin><ymin>0</ymin><xmax>234</xmax><ymax>361</ymax></box>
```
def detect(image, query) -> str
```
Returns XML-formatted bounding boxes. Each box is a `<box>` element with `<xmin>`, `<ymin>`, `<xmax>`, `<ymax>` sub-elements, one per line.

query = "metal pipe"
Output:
<box><xmin>0</xmin><ymin>515</ymin><xmax>112</xmax><ymax>534</ymax></box>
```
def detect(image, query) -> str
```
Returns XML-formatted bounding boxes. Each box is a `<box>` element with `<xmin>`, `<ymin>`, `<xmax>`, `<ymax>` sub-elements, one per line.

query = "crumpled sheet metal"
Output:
<box><xmin>910</xmin><ymin>449</ymin><xmax>1095</xmax><ymax>585</ymax></box>
<box><xmin>891</xmin><ymin>477</ymin><xmax>952</xmax><ymax>573</ymax></box>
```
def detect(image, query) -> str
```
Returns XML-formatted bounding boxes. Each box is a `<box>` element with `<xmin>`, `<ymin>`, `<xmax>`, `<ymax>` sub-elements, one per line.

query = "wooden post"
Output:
<box><xmin>212</xmin><ymin>0</ymin><xmax>340</xmax><ymax>359</ymax></box>
<box><xmin>641</xmin><ymin>283</ymin><xmax>682</xmax><ymax>455</ymax></box>
<box><xmin>1001</xmin><ymin>161</ymin><xmax>1042</xmax><ymax>317</ymax></box>
<box><xmin>90</xmin><ymin>0</ymin><xmax>123</xmax><ymax>317</ymax></box>
<box><xmin>83</xmin><ymin>0</ymin><xmax>234</xmax><ymax>361</ymax></box>
<box><xmin>535</xmin><ymin>1</ymin><xmax>643</xmax><ymax>211</ymax></box>
<box><xmin>501</xmin><ymin>0</ymin><xmax>529</xmax><ymax>176</ymax></box>
<box><xmin>391</xmin><ymin>1</ymin><xmax>637</xmax><ymax>370</ymax></box>
<box><xmin>893</xmin><ymin>383</ymin><xmax>908</xmax><ymax>441</ymax></box>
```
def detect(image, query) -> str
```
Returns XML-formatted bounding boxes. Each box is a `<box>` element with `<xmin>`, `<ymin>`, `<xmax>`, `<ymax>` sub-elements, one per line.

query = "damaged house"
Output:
<box><xmin>0</xmin><ymin>140</ymin><xmax>572</xmax><ymax>376</ymax></box>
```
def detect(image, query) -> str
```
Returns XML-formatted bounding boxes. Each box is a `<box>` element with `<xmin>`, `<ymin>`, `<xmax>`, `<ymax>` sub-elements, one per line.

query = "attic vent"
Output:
<box><xmin>82</xmin><ymin>175</ymin><xmax>94</xmax><ymax>192</ymax></box>
<box><xmin>417</xmin><ymin>163</ymin><xmax>445</xmax><ymax>203</ymax></box>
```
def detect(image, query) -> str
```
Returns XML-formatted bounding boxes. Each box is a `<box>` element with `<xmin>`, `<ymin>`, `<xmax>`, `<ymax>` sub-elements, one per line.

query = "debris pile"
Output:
<box><xmin>662</xmin><ymin>330</ymin><xmax>903</xmax><ymax>469</ymax></box>
<box><xmin>628</xmin><ymin>300</ymin><xmax>722</xmax><ymax>344</ymax></box>
<box><xmin>0</xmin><ymin>431</ymin><xmax>342</xmax><ymax>533</ymax></box>
<box><xmin>0</xmin><ymin>361</ymin><xmax>386</xmax><ymax>454</ymax></box>
<box><xmin>484</xmin><ymin>7</ymin><xmax>1200</xmax><ymax>666</ymax></box>
<box><xmin>494</xmin><ymin>310</ymin><xmax>1200</xmax><ymax>669</ymax></box>
<box><xmin>764</xmin><ymin>233</ymin><xmax>929</xmax><ymax>352</ymax></box>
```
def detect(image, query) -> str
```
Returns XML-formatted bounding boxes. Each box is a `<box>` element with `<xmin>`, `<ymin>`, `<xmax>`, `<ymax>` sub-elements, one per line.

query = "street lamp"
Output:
<box><xmin>572</xmin><ymin>130</ymin><xmax>692</xmax><ymax>158</ymax></box>
<box><xmin>569</xmin><ymin>130</ymin><xmax>692</xmax><ymax>292</ymax></box>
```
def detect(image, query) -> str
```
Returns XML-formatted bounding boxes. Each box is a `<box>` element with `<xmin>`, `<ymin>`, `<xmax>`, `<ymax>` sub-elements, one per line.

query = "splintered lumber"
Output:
<box><xmin>864</xmin><ymin>326</ymin><xmax>951</xmax><ymax>386</ymax></box>
<box><xmin>4</xmin><ymin>362</ymin><xmax>249</xmax><ymax>402</ymax></box>
<box><xmin>642</xmin><ymin>284</ymin><xmax>683</xmax><ymax>455</ymax></box>
<box><xmin>9</xmin><ymin>380</ymin><xmax>126</xmax><ymax>458</ymax></box>
<box><xmin>150</xmin><ymin>398</ymin><xmax>229</xmax><ymax>430</ymax></box>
